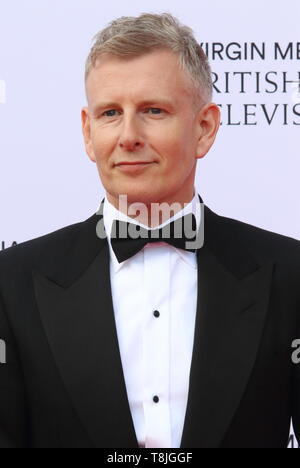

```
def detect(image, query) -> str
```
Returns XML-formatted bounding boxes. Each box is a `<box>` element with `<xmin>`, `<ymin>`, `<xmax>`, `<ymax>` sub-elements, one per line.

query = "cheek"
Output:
<box><xmin>92</xmin><ymin>130</ymin><xmax>116</xmax><ymax>162</ymax></box>
<box><xmin>155</xmin><ymin>121</ymin><xmax>192</xmax><ymax>152</ymax></box>
<box><xmin>158</xmin><ymin>136</ymin><xmax>191</xmax><ymax>165</ymax></box>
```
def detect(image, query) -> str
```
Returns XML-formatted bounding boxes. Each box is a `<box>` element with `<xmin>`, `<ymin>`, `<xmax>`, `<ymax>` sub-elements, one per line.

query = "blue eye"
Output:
<box><xmin>103</xmin><ymin>109</ymin><xmax>118</xmax><ymax>117</ymax></box>
<box><xmin>146</xmin><ymin>108</ymin><xmax>162</xmax><ymax>114</ymax></box>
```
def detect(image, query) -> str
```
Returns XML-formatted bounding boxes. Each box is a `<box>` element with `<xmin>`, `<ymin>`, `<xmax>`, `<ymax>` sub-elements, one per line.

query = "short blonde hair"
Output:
<box><xmin>85</xmin><ymin>12</ymin><xmax>213</xmax><ymax>106</ymax></box>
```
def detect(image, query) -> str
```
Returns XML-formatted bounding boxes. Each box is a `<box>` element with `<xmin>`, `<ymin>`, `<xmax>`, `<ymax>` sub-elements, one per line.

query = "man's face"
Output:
<box><xmin>82</xmin><ymin>49</ymin><xmax>219</xmax><ymax>210</ymax></box>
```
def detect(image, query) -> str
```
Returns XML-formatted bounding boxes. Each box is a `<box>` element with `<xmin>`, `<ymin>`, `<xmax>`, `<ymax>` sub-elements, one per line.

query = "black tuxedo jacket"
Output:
<box><xmin>0</xmin><ymin>200</ymin><xmax>299</xmax><ymax>448</ymax></box>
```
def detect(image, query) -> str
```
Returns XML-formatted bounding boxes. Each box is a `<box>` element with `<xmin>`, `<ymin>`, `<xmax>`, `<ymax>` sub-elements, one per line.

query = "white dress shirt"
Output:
<box><xmin>101</xmin><ymin>189</ymin><xmax>201</xmax><ymax>448</ymax></box>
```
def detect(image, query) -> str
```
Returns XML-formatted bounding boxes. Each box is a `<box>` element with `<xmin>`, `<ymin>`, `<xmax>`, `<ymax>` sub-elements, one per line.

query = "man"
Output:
<box><xmin>0</xmin><ymin>13</ymin><xmax>299</xmax><ymax>448</ymax></box>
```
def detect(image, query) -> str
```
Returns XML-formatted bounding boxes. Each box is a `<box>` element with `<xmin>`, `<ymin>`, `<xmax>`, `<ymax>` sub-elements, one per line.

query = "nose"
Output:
<box><xmin>118</xmin><ymin>114</ymin><xmax>145</xmax><ymax>152</ymax></box>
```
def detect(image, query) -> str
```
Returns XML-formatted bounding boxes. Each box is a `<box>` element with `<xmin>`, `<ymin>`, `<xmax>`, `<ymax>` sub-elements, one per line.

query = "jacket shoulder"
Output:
<box><xmin>0</xmin><ymin>213</ymin><xmax>98</xmax><ymax>277</ymax></box>
<box><xmin>205</xmin><ymin>206</ymin><xmax>300</xmax><ymax>267</ymax></box>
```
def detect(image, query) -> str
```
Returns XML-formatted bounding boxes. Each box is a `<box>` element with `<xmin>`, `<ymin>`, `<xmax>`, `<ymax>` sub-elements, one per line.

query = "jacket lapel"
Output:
<box><xmin>180</xmin><ymin>206</ymin><xmax>274</xmax><ymax>448</ymax></box>
<box><xmin>33</xmin><ymin>211</ymin><xmax>139</xmax><ymax>448</ymax></box>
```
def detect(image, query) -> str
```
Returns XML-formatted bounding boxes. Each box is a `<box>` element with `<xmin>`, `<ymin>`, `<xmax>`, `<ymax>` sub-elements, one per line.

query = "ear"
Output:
<box><xmin>195</xmin><ymin>103</ymin><xmax>220</xmax><ymax>159</ymax></box>
<box><xmin>81</xmin><ymin>107</ymin><xmax>96</xmax><ymax>162</ymax></box>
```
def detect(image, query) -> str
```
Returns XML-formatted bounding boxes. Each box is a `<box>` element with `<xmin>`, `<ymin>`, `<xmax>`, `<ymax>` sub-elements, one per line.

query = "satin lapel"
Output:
<box><xmin>180</xmin><ymin>208</ymin><xmax>274</xmax><ymax>448</ymax></box>
<box><xmin>33</xmin><ymin>214</ymin><xmax>139</xmax><ymax>448</ymax></box>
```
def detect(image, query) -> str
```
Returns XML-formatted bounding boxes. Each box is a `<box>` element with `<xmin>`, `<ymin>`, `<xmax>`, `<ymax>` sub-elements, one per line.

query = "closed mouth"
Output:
<box><xmin>116</xmin><ymin>161</ymin><xmax>154</xmax><ymax>166</ymax></box>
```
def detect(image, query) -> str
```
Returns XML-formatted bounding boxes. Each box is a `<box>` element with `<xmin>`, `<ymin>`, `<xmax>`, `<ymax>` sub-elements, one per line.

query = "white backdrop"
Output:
<box><xmin>0</xmin><ymin>0</ymin><xmax>299</xmax><ymax>448</ymax></box>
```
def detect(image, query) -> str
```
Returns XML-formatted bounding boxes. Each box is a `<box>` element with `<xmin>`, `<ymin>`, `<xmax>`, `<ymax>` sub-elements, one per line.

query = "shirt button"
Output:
<box><xmin>153</xmin><ymin>395</ymin><xmax>159</xmax><ymax>403</ymax></box>
<box><xmin>153</xmin><ymin>310</ymin><xmax>160</xmax><ymax>318</ymax></box>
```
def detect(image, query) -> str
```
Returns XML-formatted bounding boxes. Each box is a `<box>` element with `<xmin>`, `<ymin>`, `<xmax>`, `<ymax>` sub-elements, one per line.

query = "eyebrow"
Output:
<box><xmin>92</xmin><ymin>98</ymin><xmax>176</xmax><ymax>114</ymax></box>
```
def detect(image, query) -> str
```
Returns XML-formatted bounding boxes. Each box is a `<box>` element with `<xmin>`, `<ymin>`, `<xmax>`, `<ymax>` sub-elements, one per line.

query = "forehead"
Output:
<box><xmin>85</xmin><ymin>49</ymin><xmax>193</xmax><ymax>106</ymax></box>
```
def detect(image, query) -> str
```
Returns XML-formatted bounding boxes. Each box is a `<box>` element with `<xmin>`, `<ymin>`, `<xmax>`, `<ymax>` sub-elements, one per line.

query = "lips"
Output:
<box><xmin>116</xmin><ymin>161</ymin><xmax>153</xmax><ymax>166</ymax></box>
<box><xmin>115</xmin><ymin>161</ymin><xmax>156</xmax><ymax>174</ymax></box>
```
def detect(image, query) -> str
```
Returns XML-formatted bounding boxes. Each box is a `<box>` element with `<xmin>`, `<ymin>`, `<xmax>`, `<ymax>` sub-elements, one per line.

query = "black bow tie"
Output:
<box><xmin>110</xmin><ymin>212</ymin><xmax>200</xmax><ymax>263</ymax></box>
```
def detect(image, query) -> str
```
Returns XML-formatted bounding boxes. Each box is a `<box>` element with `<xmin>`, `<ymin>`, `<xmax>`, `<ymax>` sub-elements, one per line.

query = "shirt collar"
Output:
<box><xmin>101</xmin><ymin>188</ymin><xmax>202</xmax><ymax>273</ymax></box>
